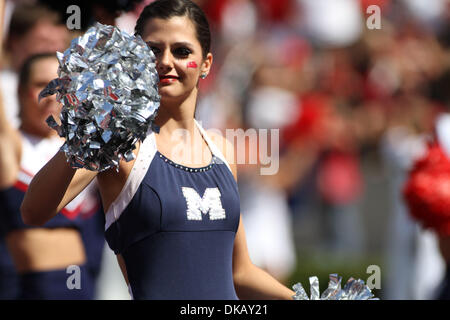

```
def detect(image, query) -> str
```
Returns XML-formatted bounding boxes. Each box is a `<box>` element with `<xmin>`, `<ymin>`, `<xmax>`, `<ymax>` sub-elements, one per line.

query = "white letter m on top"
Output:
<box><xmin>182</xmin><ymin>187</ymin><xmax>226</xmax><ymax>221</ymax></box>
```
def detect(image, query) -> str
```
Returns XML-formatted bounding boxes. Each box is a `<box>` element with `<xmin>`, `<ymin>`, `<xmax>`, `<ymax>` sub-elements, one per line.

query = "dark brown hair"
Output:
<box><xmin>135</xmin><ymin>0</ymin><xmax>211</xmax><ymax>58</ymax></box>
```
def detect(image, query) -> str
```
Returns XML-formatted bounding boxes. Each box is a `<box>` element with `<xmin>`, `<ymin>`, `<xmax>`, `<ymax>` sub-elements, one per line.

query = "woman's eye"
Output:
<box><xmin>174</xmin><ymin>47</ymin><xmax>192</xmax><ymax>57</ymax></box>
<box><xmin>150</xmin><ymin>47</ymin><xmax>161</xmax><ymax>55</ymax></box>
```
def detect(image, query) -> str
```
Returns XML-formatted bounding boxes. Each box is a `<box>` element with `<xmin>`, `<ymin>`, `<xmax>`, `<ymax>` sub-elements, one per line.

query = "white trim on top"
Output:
<box><xmin>105</xmin><ymin>131</ymin><xmax>157</xmax><ymax>230</ymax></box>
<box><xmin>105</xmin><ymin>120</ymin><xmax>231</xmax><ymax>230</ymax></box>
<box><xmin>194</xmin><ymin>119</ymin><xmax>232</xmax><ymax>174</ymax></box>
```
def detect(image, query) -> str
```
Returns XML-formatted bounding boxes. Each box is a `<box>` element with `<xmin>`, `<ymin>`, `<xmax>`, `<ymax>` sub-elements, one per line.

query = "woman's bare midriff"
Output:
<box><xmin>5</xmin><ymin>228</ymin><xmax>86</xmax><ymax>273</ymax></box>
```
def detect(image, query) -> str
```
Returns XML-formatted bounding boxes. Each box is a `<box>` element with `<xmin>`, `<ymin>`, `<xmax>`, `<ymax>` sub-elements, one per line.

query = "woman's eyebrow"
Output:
<box><xmin>145</xmin><ymin>41</ymin><xmax>194</xmax><ymax>48</ymax></box>
<box><xmin>173</xmin><ymin>41</ymin><xmax>194</xmax><ymax>48</ymax></box>
<box><xmin>145</xmin><ymin>41</ymin><xmax>162</xmax><ymax>46</ymax></box>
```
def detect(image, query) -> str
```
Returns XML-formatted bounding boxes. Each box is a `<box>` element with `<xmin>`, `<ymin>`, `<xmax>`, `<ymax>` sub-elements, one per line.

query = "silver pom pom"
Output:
<box><xmin>292</xmin><ymin>274</ymin><xmax>379</xmax><ymax>300</ymax></box>
<box><xmin>40</xmin><ymin>22</ymin><xmax>160</xmax><ymax>171</ymax></box>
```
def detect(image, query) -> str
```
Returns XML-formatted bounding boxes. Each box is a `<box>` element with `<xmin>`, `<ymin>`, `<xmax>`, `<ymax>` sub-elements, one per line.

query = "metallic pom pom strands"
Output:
<box><xmin>40</xmin><ymin>22</ymin><xmax>160</xmax><ymax>172</ymax></box>
<box><xmin>292</xmin><ymin>274</ymin><xmax>379</xmax><ymax>300</ymax></box>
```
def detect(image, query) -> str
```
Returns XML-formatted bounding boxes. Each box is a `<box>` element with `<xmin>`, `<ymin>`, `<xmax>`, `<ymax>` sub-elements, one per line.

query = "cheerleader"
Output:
<box><xmin>22</xmin><ymin>0</ymin><xmax>295</xmax><ymax>300</ymax></box>
<box><xmin>0</xmin><ymin>53</ymin><xmax>101</xmax><ymax>299</ymax></box>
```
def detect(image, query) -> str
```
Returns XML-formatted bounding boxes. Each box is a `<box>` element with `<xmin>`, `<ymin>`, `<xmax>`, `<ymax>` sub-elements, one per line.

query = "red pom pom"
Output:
<box><xmin>403</xmin><ymin>142</ymin><xmax>450</xmax><ymax>236</ymax></box>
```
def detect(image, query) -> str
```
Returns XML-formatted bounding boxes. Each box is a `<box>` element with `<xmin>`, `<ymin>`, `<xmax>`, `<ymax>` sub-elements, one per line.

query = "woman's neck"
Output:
<box><xmin>154</xmin><ymin>87</ymin><xmax>199</xmax><ymax>135</ymax></box>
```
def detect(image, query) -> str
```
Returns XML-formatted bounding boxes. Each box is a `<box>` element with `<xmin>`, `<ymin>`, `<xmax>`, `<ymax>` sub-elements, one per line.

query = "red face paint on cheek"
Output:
<box><xmin>187</xmin><ymin>61</ymin><xmax>198</xmax><ymax>68</ymax></box>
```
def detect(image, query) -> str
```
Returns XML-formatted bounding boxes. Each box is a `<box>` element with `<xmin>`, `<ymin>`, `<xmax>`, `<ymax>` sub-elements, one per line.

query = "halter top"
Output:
<box><xmin>104</xmin><ymin>120</ymin><xmax>241</xmax><ymax>299</ymax></box>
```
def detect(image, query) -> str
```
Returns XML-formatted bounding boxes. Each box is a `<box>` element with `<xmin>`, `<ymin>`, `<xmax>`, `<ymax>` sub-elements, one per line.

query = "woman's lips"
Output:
<box><xmin>159</xmin><ymin>75</ymin><xmax>179</xmax><ymax>85</ymax></box>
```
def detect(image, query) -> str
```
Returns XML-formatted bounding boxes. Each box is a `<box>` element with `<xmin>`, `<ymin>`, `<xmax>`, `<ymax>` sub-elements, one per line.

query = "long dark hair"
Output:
<box><xmin>135</xmin><ymin>0</ymin><xmax>211</xmax><ymax>58</ymax></box>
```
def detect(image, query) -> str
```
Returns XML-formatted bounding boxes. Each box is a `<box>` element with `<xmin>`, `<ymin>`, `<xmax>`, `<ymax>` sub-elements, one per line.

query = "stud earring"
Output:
<box><xmin>200</xmin><ymin>73</ymin><xmax>207</xmax><ymax>79</ymax></box>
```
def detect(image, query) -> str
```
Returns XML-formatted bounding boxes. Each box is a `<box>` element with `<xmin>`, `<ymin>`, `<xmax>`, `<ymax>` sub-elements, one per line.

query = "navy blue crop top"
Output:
<box><xmin>104</xmin><ymin>120</ymin><xmax>241</xmax><ymax>300</ymax></box>
<box><xmin>0</xmin><ymin>133</ymin><xmax>99</xmax><ymax>237</ymax></box>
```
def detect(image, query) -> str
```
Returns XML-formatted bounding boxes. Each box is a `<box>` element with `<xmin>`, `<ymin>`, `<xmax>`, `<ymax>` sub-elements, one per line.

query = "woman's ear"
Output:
<box><xmin>201</xmin><ymin>53</ymin><xmax>213</xmax><ymax>77</ymax></box>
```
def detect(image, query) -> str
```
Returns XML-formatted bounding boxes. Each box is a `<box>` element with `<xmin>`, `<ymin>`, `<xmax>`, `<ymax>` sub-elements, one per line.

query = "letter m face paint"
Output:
<box><xmin>187</xmin><ymin>61</ymin><xmax>198</xmax><ymax>68</ymax></box>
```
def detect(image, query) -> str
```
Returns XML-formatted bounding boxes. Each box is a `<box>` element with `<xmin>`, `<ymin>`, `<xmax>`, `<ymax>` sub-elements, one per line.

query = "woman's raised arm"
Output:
<box><xmin>21</xmin><ymin>151</ymin><xmax>97</xmax><ymax>226</ymax></box>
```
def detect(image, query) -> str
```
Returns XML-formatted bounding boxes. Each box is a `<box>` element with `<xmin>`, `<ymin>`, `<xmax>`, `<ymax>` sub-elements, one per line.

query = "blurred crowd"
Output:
<box><xmin>1</xmin><ymin>0</ymin><xmax>450</xmax><ymax>300</ymax></box>
<box><xmin>197</xmin><ymin>0</ymin><xmax>450</xmax><ymax>300</ymax></box>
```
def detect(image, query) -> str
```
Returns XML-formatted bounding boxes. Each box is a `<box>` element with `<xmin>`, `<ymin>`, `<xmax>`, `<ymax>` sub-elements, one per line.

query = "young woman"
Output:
<box><xmin>0</xmin><ymin>53</ymin><xmax>101</xmax><ymax>299</ymax></box>
<box><xmin>22</xmin><ymin>0</ymin><xmax>295</xmax><ymax>300</ymax></box>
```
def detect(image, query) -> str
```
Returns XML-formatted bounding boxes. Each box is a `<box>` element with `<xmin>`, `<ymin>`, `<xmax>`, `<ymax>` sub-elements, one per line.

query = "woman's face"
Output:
<box><xmin>141</xmin><ymin>16</ymin><xmax>212</xmax><ymax>101</ymax></box>
<box><xmin>20</xmin><ymin>57</ymin><xmax>61</xmax><ymax>137</ymax></box>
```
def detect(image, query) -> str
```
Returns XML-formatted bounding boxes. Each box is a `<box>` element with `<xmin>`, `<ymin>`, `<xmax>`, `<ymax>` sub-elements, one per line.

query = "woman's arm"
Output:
<box><xmin>232</xmin><ymin>215</ymin><xmax>295</xmax><ymax>300</ymax></box>
<box><xmin>207</xmin><ymin>129</ymin><xmax>295</xmax><ymax>300</ymax></box>
<box><xmin>116</xmin><ymin>254</ymin><xmax>130</xmax><ymax>285</ymax></box>
<box><xmin>21</xmin><ymin>151</ymin><xmax>97</xmax><ymax>226</ymax></box>
<box><xmin>116</xmin><ymin>254</ymin><xmax>135</xmax><ymax>299</ymax></box>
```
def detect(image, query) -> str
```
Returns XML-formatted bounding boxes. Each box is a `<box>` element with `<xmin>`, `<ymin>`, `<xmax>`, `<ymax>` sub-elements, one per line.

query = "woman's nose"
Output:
<box><xmin>157</xmin><ymin>49</ymin><xmax>173</xmax><ymax>71</ymax></box>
